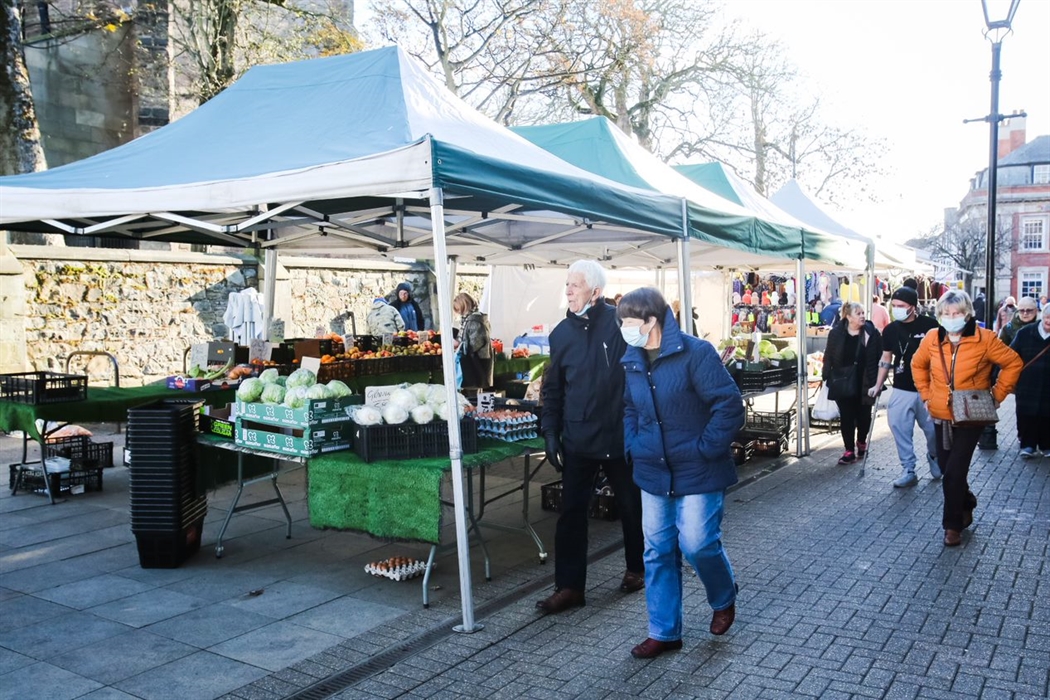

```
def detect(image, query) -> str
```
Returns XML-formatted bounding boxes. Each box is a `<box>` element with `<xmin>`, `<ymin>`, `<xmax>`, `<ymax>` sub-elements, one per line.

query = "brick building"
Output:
<box><xmin>954</xmin><ymin>117</ymin><xmax>1050</xmax><ymax>304</ymax></box>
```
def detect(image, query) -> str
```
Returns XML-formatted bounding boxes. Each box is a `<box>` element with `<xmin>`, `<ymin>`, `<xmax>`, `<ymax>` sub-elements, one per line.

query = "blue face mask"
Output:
<box><xmin>621</xmin><ymin>323</ymin><xmax>650</xmax><ymax>348</ymax></box>
<box><xmin>574</xmin><ymin>303</ymin><xmax>591</xmax><ymax>317</ymax></box>
<box><xmin>939</xmin><ymin>316</ymin><xmax>967</xmax><ymax>334</ymax></box>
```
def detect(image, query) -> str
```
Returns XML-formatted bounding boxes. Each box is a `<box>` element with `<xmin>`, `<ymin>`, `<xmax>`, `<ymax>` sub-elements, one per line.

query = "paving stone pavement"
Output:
<box><xmin>3</xmin><ymin>394</ymin><xmax>1047</xmax><ymax>699</ymax></box>
<box><xmin>304</xmin><ymin>396</ymin><xmax>1047</xmax><ymax>700</ymax></box>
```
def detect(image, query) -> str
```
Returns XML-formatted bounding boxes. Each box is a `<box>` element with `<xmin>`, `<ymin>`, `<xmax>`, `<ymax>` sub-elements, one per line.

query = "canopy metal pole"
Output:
<box><xmin>428</xmin><ymin>186</ymin><xmax>479</xmax><ymax>634</ymax></box>
<box><xmin>262</xmin><ymin>208</ymin><xmax>278</xmax><ymax>340</ymax></box>
<box><xmin>723</xmin><ymin>270</ymin><xmax>732</xmax><ymax>341</ymax></box>
<box><xmin>676</xmin><ymin>199</ymin><xmax>693</xmax><ymax>335</ymax></box>
<box><xmin>448</xmin><ymin>256</ymin><xmax>458</xmax><ymax>305</ymax></box>
<box><xmin>866</xmin><ymin>242</ymin><xmax>876</xmax><ymax>318</ymax></box>
<box><xmin>796</xmin><ymin>257</ymin><xmax>810</xmax><ymax>456</ymax></box>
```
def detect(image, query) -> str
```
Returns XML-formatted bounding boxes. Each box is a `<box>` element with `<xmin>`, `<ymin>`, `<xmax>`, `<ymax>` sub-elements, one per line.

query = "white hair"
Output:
<box><xmin>568</xmin><ymin>260</ymin><xmax>607</xmax><ymax>292</ymax></box>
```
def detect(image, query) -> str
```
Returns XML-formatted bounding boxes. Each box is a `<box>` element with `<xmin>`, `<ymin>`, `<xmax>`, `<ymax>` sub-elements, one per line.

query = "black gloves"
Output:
<box><xmin>544</xmin><ymin>433</ymin><xmax>563</xmax><ymax>473</ymax></box>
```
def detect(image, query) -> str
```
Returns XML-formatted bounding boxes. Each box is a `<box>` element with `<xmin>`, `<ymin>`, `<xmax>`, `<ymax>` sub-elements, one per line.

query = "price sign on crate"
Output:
<box><xmin>477</xmin><ymin>391</ymin><xmax>496</xmax><ymax>413</ymax></box>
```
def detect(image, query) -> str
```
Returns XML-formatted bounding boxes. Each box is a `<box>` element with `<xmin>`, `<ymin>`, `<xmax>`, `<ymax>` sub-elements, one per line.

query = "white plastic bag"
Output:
<box><xmin>812</xmin><ymin>383</ymin><xmax>840</xmax><ymax>421</ymax></box>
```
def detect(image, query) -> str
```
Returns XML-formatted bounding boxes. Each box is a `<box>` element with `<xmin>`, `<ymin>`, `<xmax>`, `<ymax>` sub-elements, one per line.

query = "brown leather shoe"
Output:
<box><xmin>630</xmin><ymin>638</ymin><xmax>682</xmax><ymax>659</ymax></box>
<box><xmin>710</xmin><ymin>604</ymin><xmax>735</xmax><ymax>635</ymax></box>
<box><xmin>535</xmin><ymin>588</ymin><xmax>585</xmax><ymax>614</ymax></box>
<box><xmin>620</xmin><ymin>570</ymin><xmax>645</xmax><ymax>593</ymax></box>
<box><xmin>944</xmin><ymin>529</ymin><xmax>962</xmax><ymax>547</ymax></box>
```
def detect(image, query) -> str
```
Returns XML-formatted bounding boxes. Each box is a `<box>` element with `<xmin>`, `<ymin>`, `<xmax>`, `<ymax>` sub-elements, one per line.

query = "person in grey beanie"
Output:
<box><xmin>870</xmin><ymin>285</ymin><xmax>941</xmax><ymax>487</ymax></box>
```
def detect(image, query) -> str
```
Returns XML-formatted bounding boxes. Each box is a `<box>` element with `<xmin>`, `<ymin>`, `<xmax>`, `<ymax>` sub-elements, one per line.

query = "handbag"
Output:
<box><xmin>938</xmin><ymin>339</ymin><xmax>998</xmax><ymax>427</ymax></box>
<box><xmin>812</xmin><ymin>383</ymin><xmax>841</xmax><ymax>421</ymax></box>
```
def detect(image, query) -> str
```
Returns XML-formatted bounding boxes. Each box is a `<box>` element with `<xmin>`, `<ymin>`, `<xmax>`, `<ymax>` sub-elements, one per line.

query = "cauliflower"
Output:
<box><xmin>408</xmin><ymin>383</ymin><xmax>430</xmax><ymax>403</ymax></box>
<box><xmin>411</xmin><ymin>404</ymin><xmax>435</xmax><ymax>425</ymax></box>
<box><xmin>387</xmin><ymin>387</ymin><xmax>418</xmax><ymax>411</ymax></box>
<box><xmin>383</xmin><ymin>404</ymin><xmax>410</xmax><ymax>425</ymax></box>
<box><xmin>351</xmin><ymin>405</ymin><xmax>383</xmax><ymax>426</ymax></box>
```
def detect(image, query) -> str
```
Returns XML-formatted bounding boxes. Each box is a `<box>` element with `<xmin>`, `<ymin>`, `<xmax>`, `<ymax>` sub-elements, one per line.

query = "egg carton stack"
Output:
<box><xmin>475</xmin><ymin>410</ymin><xmax>539</xmax><ymax>442</ymax></box>
<box><xmin>364</xmin><ymin>556</ymin><xmax>430</xmax><ymax>581</ymax></box>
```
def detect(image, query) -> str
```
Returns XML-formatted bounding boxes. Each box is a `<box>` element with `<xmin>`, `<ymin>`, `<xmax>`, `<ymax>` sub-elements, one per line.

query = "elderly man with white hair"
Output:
<box><xmin>537</xmin><ymin>260</ymin><xmax>645</xmax><ymax>614</ymax></box>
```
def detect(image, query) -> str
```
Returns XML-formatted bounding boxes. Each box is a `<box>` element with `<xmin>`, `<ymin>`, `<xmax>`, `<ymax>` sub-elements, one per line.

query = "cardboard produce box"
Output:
<box><xmin>235</xmin><ymin>417</ymin><xmax>352</xmax><ymax>457</ymax></box>
<box><xmin>235</xmin><ymin>395</ymin><xmax>361</xmax><ymax>429</ymax></box>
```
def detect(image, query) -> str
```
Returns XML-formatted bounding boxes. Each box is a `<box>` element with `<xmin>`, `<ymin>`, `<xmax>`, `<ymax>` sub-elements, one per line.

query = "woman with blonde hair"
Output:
<box><xmin>822</xmin><ymin>302</ymin><xmax>882</xmax><ymax>465</ymax></box>
<box><xmin>453</xmin><ymin>292</ymin><xmax>493</xmax><ymax>390</ymax></box>
<box><xmin>912</xmin><ymin>290</ymin><xmax>1022</xmax><ymax>547</ymax></box>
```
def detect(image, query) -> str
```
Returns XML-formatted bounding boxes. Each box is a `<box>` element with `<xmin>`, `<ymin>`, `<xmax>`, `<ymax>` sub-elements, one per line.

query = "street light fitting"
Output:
<box><xmin>982</xmin><ymin>0</ymin><xmax>1021</xmax><ymax>39</ymax></box>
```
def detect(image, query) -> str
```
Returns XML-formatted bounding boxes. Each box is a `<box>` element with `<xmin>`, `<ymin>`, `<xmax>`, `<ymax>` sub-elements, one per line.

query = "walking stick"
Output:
<box><xmin>858</xmin><ymin>388</ymin><xmax>882</xmax><ymax>478</ymax></box>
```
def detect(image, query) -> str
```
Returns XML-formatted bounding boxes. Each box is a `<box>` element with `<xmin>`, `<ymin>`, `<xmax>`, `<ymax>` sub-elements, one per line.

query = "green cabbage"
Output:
<box><xmin>306</xmin><ymin>383</ymin><xmax>330</xmax><ymax>399</ymax></box>
<box><xmin>259</xmin><ymin>368</ymin><xmax>280</xmax><ymax>384</ymax></box>
<box><xmin>236</xmin><ymin>377</ymin><xmax>264</xmax><ymax>402</ymax></box>
<box><xmin>283</xmin><ymin>386</ymin><xmax>309</xmax><ymax>408</ymax></box>
<box><xmin>286</xmin><ymin>368</ymin><xmax>316</xmax><ymax>389</ymax></box>
<box><xmin>261</xmin><ymin>383</ymin><xmax>286</xmax><ymax>404</ymax></box>
<box><xmin>326</xmin><ymin>380</ymin><xmax>352</xmax><ymax>398</ymax></box>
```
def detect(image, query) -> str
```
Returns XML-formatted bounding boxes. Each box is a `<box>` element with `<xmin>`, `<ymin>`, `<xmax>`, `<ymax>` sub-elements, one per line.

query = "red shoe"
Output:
<box><xmin>837</xmin><ymin>450</ymin><xmax>857</xmax><ymax>465</ymax></box>
<box><xmin>856</xmin><ymin>441</ymin><xmax>868</xmax><ymax>457</ymax></box>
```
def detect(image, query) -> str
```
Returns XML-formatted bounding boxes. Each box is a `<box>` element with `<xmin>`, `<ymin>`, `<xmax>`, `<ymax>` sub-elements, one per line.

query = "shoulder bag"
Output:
<box><xmin>937</xmin><ymin>337</ymin><xmax>998</xmax><ymax>427</ymax></box>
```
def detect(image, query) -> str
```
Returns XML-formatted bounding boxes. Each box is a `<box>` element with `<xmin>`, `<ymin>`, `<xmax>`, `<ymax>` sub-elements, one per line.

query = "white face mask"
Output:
<box><xmin>621</xmin><ymin>323</ymin><xmax>650</xmax><ymax>348</ymax></box>
<box><xmin>891</xmin><ymin>307</ymin><xmax>910</xmax><ymax>322</ymax></box>
<box><xmin>939</xmin><ymin>316</ymin><xmax>967</xmax><ymax>334</ymax></box>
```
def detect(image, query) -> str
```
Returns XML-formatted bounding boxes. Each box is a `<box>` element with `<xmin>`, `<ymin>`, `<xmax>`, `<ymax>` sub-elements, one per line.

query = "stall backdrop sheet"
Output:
<box><xmin>307</xmin><ymin>437</ymin><xmax>542</xmax><ymax>543</ymax></box>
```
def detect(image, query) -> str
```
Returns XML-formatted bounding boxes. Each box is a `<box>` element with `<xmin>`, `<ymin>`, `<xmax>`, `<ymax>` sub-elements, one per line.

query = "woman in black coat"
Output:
<box><xmin>822</xmin><ymin>302</ymin><xmax>882</xmax><ymax>465</ymax></box>
<box><xmin>1009</xmin><ymin>304</ymin><xmax>1050</xmax><ymax>457</ymax></box>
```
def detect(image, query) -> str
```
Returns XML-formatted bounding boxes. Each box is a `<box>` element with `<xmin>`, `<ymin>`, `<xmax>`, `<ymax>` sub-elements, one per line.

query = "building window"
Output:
<box><xmin>1035</xmin><ymin>164</ymin><xmax>1050</xmax><ymax>185</ymax></box>
<box><xmin>1020</xmin><ymin>216</ymin><xmax>1048</xmax><ymax>251</ymax></box>
<box><xmin>1019</xmin><ymin>268</ymin><xmax>1047</xmax><ymax>301</ymax></box>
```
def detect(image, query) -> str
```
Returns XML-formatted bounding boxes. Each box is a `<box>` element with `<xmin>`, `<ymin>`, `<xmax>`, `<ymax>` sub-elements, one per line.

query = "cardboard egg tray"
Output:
<box><xmin>364</xmin><ymin>557</ymin><xmax>430</xmax><ymax>581</ymax></box>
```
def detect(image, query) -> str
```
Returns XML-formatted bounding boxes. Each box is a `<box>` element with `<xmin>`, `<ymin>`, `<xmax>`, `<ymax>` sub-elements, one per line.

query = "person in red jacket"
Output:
<box><xmin>912</xmin><ymin>290</ymin><xmax>1022</xmax><ymax>547</ymax></box>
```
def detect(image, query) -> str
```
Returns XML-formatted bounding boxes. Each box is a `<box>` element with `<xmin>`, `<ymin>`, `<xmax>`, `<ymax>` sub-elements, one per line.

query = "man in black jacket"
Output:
<box><xmin>537</xmin><ymin>260</ymin><xmax>645</xmax><ymax>614</ymax></box>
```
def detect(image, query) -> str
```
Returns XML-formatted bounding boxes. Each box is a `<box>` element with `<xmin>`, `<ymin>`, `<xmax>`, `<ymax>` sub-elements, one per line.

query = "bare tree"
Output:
<box><xmin>0</xmin><ymin>0</ymin><xmax>63</xmax><ymax>244</ymax></box>
<box><xmin>911</xmin><ymin>216</ymin><xmax>1013</xmax><ymax>297</ymax></box>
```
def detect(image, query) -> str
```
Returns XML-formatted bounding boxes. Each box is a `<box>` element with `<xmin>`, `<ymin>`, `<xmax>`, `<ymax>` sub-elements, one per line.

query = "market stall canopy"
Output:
<box><xmin>673</xmin><ymin>161</ymin><xmax>868</xmax><ymax>271</ymax></box>
<box><xmin>0</xmin><ymin>45</ymin><xmax>719</xmax><ymax>267</ymax></box>
<box><xmin>770</xmin><ymin>179</ymin><xmax>931</xmax><ymax>273</ymax></box>
<box><xmin>514</xmin><ymin>118</ymin><xmax>866</xmax><ymax>270</ymax></box>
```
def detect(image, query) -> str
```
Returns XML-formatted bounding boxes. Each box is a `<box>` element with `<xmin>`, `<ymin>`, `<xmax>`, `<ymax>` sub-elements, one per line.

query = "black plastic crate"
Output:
<box><xmin>9</xmin><ymin>462</ymin><xmax>103</xmax><ymax>494</ymax></box>
<box><xmin>134</xmin><ymin>517</ymin><xmax>205</xmax><ymax>569</ymax></box>
<box><xmin>731</xmin><ymin>440</ymin><xmax>755</xmax><ymax>466</ymax></box>
<box><xmin>44</xmin><ymin>436</ymin><xmax>114</xmax><ymax>469</ymax></box>
<box><xmin>736</xmin><ymin>369</ymin><xmax>781</xmax><ymax>393</ymax></box>
<box><xmin>737</xmin><ymin>428</ymin><xmax>788</xmax><ymax>457</ymax></box>
<box><xmin>745</xmin><ymin>408</ymin><xmax>794</xmax><ymax>439</ymax></box>
<box><xmin>0</xmin><ymin>371</ymin><xmax>87</xmax><ymax>404</ymax></box>
<box><xmin>352</xmin><ymin>417</ymin><xmax>477</xmax><ymax>463</ymax></box>
<box><xmin>539</xmin><ymin>480</ymin><xmax>620</xmax><ymax>521</ymax></box>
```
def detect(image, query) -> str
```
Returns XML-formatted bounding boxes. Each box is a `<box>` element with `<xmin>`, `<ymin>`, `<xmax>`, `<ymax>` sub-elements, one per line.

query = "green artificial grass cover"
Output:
<box><xmin>308</xmin><ymin>437</ymin><xmax>543</xmax><ymax>543</ymax></box>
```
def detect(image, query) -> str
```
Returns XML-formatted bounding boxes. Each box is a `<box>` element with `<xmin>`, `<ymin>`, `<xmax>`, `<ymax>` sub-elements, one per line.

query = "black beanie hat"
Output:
<box><xmin>890</xmin><ymin>286</ymin><xmax>918</xmax><ymax>307</ymax></box>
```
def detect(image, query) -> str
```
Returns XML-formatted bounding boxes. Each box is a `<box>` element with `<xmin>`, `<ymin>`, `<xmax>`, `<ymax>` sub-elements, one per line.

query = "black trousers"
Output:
<box><xmin>835</xmin><ymin>395</ymin><xmax>872</xmax><ymax>452</ymax></box>
<box><xmin>934</xmin><ymin>424</ymin><xmax>981</xmax><ymax>531</ymax></box>
<box><xmin>1017</xmin><ymin>414</ymin><xmax>1050</xmax><ymax>451</ymax></box>
<box><xmin>554</xmin><ymin>454</ymin><xmax>644</xmax><ymax>591</ymax></box>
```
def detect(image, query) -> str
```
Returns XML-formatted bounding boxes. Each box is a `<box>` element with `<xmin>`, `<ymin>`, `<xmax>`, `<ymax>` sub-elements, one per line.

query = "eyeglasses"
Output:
<box><xmin>1018</xmin><ymin>308</ymin><xmax>1037</xmax><ymax>314</ymax></box>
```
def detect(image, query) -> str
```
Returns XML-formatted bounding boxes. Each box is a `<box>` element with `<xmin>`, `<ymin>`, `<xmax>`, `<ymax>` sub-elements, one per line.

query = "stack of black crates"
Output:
<box><xmin>127</xmin><ymin>400</ymin><xmax>207</xmax><ymax>568</ymax></box>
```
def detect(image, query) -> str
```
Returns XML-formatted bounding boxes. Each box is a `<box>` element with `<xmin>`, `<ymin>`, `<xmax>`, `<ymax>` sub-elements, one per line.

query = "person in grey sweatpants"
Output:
<box><xmin>870</xmin><ymin>285</ymin><xmax>941</xmax><ymax>488</ymax></box>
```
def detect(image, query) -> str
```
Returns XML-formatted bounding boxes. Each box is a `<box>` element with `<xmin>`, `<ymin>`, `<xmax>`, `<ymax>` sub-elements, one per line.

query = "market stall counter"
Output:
<box><xmin>1</xmin><ymin>383</ymin><xmax>236</xmax><ymax>504</ymax></box>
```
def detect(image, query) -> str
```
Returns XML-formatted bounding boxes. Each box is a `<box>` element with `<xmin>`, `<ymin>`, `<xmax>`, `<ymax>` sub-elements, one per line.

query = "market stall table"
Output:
<box><xmin>1</xmin><ymin>384</ymin><xmax>235</xmax><ymax>504</ymax></box>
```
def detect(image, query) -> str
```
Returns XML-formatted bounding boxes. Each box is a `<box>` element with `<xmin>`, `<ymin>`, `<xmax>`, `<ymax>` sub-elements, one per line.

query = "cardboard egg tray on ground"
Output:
<box><xmin>364</xmin><ymin>557</ymin><xmax>430</xmax><ymax>581</ymax></box>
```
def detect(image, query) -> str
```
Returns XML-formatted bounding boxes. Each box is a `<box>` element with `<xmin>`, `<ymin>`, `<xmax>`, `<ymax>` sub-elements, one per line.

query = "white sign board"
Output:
<box><xmin>300</xmin><ymin>356</ymin><xmax>322</xmax><ymax>375</ymax></box>
<box><xmin>477</xmin><ymin>391</ymin><xmax>496</xmax><ymax>413</ymax></box>
<box><xmin>249</xmin><ymin>339</ymin><xmax>273</xmax><ymax>362</ymax></box>
<box><xmin>189</xmin><ymin>343</ymin><xmax>209</xmax><ymax>371</ymax></box>
<box><xmin>364</xmin><ymin>384</ymin><xmax>402</xmax><ymax>410</ymax></box>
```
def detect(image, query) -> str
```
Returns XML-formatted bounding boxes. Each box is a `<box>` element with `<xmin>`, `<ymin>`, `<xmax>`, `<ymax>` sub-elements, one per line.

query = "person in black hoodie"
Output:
<box><xmin>822</xmin><ymin>302</ymin><xmax>882</xmax><ymax>465</ymax></box>
<box><xmin>537</xmin><ymin>260</ymin><xmax>645</xmax><ymax>614</ymax></box>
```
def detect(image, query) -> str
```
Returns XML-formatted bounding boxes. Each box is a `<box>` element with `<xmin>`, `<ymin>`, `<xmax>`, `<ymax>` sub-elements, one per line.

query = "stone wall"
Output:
<box><xmin>5</xmin><ymin>245</ymin><xmax>489</xmax><ymax>385</ymax></box>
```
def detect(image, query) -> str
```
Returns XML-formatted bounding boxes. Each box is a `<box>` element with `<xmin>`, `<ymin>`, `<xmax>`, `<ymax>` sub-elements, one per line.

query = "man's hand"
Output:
<box><xmin>867</xmin><ymin>385</ymin><xmax>881</xmax><ymax>398</ymax></box>
<box><xmin>544</xmin><ymin>433</ymin><xmax>563</xmax><ymax>473</ymax></box>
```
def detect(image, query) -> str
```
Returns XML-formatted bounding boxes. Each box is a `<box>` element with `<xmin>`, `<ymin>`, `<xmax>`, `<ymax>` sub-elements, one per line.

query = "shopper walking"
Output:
<box><xmin>998</xmin><ymin>296</ymin><xmax>1038</xmax><ymax>347</ymax></box>
<box><xmin>912</xmin><ymin>290</ymin><xmax>1022</xmax><ymax>547</ymax></box>
<box><xmin>365</xmin><ymin>297</ymin><xmax>405</xmax><ymax>335</ymax></box>
<box><xmin>1009</xmin><ymin>304</ymin><xmax>1050</xmax><ymax>458</ymax></box>
<box><xmin>870</xmin><ymin>294</ymin><xmax>890</xmax><ymax>333</ymax></box>
<box><xmin>391</xmin><ymin>282</ymin><xmax>425</xmax><ymax>331</ymax></box>
<box><xmin>994</xmin><ymin>295</ymin><xmax>1017</xmax><ymax>333</ymax></box>
<box><xmin>870</xmin><ymin>286</ymin><xmax>940</xmax><ymax>487</ymax></box>
<box><xmin>823</xmin><ymin>302</ymin><xmax>882</xmax><ymax>465</ymax></box>
<box><xmin>617</xmin><ymin>287</ymin><xmax>744</xmax><ymax>659</ymax></box>
<box><xmin>452</xmin><ymin>292</ymin><xmax>494</xmax><ymax>390</ymax></box>
<box><xmin>537</xmin><ymin>260</ymin><xmax>645</xmax><ymax>614</ymax></box>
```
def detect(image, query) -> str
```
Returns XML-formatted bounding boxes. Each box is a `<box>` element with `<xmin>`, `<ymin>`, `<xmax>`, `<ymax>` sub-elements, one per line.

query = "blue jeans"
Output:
<box><xmin>641</xmin><ymin>489</ymin><xmax>736</xmax><ymax>642</ymax></box>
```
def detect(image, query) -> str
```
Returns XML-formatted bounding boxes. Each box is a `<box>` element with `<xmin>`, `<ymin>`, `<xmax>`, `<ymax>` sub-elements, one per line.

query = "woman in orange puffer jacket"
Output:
<box><xmin>912</xmin><ymin>290</ymin><xmax>1022</xmax><ymax>548</ymax></box>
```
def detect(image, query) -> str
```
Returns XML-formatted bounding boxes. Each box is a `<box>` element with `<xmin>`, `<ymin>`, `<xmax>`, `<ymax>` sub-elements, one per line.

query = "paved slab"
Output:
<box><xmin>3</xmin><ymin>395</ymin><xmax>1046</xmax><ymax>700</ymax></box>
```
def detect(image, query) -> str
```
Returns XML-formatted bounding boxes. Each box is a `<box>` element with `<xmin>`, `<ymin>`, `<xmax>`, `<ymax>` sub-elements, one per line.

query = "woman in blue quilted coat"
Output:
<box><xmin>618</xmin><ymin>287</ymin><xmax>744</xmax><ymax>659</ymax></box>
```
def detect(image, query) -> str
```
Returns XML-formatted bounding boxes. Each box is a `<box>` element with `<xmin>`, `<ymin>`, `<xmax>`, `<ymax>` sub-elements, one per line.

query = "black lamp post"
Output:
<box><xmin>978</xmin><ymin>0</ymin><xmax>1021</xmax><ymax>326</ymax></box>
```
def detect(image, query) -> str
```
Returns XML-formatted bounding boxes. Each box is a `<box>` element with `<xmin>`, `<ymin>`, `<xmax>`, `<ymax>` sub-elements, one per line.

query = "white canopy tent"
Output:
<box><xmin>2</xmin><ymin>46</ymin><xmax>816</xmax><ymax>633</ymax></box>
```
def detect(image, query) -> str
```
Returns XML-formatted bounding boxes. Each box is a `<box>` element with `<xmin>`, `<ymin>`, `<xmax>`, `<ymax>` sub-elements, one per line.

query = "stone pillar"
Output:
<box><xmin>133</xmin><ymin>2</ymin><xmax>173</xmax><ymax>136</ymax></box>
<box><xmin>0</xmin><ymin>237</ymin><xmax>28</xmax><ymax>372</ymax></box>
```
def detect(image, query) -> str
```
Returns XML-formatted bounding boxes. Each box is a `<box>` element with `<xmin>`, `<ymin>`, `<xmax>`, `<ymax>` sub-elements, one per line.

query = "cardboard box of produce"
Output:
<box><xmin>235</xmin><ymin>417</ymin><xmax>352</xmax><ymax>457</ymax></box>
<box><xmin>235</xmin><ymin>395</ymin><xmax>361</xmax><ymax>428</ymax></box>
<box><xmin>166</xmin><ymin>376</ymin><xmax>241</xmax><ymax>392</ymax></box>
